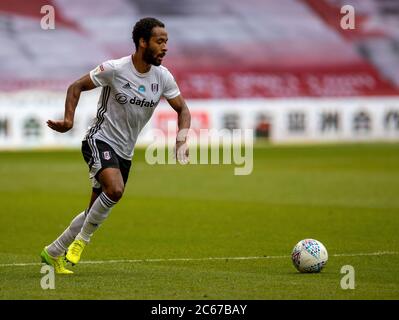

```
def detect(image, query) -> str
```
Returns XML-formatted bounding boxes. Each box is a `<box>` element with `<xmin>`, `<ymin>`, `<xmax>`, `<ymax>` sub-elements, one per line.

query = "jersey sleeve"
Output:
<box><xmin>162</xmin><ymin>69</ymin><xmax>180</xmax><ymax>99</ymax></box>
<box><xmin>89</xmin><ymin>60</ymin><xmax>115</xmax><ymax>87</ymax></box>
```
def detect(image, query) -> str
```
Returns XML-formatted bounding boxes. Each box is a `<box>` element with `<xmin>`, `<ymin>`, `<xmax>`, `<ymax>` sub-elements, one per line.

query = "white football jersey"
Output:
<box><xmin>86</xmin><ymin>55</ymin><xmax>180</xmax><ymax>159</ymax></box>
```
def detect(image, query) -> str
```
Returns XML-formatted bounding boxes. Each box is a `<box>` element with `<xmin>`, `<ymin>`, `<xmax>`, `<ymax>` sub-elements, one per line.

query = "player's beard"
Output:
<box><xmin>143</xmin><ymin>46</ymin><xmax>162</xmax><ymax>66</ymax></box>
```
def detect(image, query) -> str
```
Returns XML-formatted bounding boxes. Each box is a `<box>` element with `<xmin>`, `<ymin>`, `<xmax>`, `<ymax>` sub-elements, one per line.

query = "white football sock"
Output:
<box><xmin>76</xmin><ymin>193</ymin><xmax>117</xmax><ymax>243</ymax></box>
<box><xmin>46</xmin><ymin>210</ymin><xmax>87</xmax><ymax>257</ymax></box>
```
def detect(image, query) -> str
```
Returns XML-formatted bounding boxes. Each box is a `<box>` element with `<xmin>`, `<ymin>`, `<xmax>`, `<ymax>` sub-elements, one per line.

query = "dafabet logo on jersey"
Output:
<box><xmin>115</xmin><ymin>93</ymin><xmax>155</xmax><ymax>108</ymax></box>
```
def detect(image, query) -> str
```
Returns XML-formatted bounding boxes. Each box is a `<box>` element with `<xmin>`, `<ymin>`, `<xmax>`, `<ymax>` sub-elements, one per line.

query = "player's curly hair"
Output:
<box><xmin>132</xmin><ymin>17</ymin><xmax>165</xmax><ymax>50</ymax></box>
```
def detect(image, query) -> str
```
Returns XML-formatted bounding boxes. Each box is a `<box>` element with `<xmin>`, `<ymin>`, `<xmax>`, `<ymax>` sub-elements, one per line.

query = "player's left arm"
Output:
<box><xmin>167</xmin><ymin>94</ymin><xmax>191</xmax><ymax>164</ymax></box>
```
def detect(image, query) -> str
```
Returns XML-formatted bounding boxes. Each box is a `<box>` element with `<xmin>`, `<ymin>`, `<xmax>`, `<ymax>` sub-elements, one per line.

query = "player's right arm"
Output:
<box><xmin>47</xmin><ymin>74</ymin><xmax>96</xmax><ymax>133</ymax></box>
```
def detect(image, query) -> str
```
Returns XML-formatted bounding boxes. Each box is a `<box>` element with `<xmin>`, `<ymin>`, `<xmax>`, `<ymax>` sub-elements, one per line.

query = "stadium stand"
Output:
<box><xmin>0</xmin><ymin>0</ymin><xmax>398</xmax><ymax>97</ymax></box>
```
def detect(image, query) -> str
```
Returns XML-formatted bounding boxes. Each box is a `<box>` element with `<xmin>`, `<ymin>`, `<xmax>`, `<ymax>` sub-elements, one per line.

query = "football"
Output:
<box><xmin>291</xmin><ymin>239</ymin><xmax>328</xmax><ymax>273</ymax></box>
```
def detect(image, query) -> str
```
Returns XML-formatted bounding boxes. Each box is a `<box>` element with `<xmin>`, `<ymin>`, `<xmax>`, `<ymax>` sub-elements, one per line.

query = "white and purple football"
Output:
<box><xmin>291</xmin><ymin>239</ymin><xmax>328</xmax><ymax>273</ymax></box>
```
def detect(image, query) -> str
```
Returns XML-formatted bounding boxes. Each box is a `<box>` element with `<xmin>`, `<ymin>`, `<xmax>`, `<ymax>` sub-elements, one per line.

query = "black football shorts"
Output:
<box><xmin>81</xmin><ymin>139</ymin><xmax>131</xmax><ymax>188</ymax></box>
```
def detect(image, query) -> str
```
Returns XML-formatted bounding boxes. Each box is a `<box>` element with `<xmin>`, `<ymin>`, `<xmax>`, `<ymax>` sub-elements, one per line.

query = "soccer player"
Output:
<box><xmin>40</xmin><ymin>17</ymin><xmax>191</xmax><ymax>274</ymax></box>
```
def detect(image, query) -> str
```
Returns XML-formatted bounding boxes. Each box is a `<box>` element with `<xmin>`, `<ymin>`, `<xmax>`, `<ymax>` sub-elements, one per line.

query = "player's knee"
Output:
<box><xmin>105</xmin><ymin>186</ymin><xmax>124</xmax><ymax>202</ymax></box>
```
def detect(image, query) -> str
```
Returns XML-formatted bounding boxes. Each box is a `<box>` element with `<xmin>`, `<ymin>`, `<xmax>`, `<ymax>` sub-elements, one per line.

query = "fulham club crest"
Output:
<box><xmin>151</xmin><ymin>83</ymin><xmax>159</xmax><ymax>94</ymax></box>
<box><xmin>103</xmin><ymin>151</ymin><xmax>111</xmax><ymax>160</ymax></box>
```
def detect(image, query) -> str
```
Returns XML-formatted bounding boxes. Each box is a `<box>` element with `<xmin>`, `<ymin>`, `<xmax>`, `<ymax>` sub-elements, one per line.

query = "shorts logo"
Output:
<box><xmin>103</xmin><ymin>151</ymin><xmax>111</xmax><ymax>160</ymax></box>
<box><xmin>151</xmin><ymin>83</ymin><xmax>159</xmax><ymax>94</ymax></box>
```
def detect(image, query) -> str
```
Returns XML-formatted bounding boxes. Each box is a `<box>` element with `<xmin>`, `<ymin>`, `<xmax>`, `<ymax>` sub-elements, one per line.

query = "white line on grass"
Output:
<box><xmin>0</xmin><ymin>251</ymin><xmax>397</xmax><ymax>268</ymax></box>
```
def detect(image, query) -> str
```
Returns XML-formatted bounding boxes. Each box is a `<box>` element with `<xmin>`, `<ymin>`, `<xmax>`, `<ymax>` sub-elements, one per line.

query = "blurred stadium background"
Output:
<box><xmin>1</xmin><ymin>0</ymin><xmax>399</xmax><ymax>300</ymax></box>
<box><xmin>1</xmin><ymin>0</ymin><xmax>399</xmax><ymax>146</ymax></box>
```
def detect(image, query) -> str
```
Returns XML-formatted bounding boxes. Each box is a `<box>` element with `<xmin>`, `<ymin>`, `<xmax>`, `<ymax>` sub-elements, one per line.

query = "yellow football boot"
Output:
<box><xmin>66</xmin><ymin>239</ymin><xmax>87</xmax><ymax>265</ymax></box>
<box><xmin>40</xmin><ymin>247</ymin><xmax>73</xmax><ymax>275</ymax></box>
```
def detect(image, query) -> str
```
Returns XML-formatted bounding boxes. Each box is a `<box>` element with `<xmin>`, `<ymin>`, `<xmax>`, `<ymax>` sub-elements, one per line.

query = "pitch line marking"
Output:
<box><xmin>0</xmin><ymin>251</ymin><xmax>397</xmax><ymax>268</ymax></box>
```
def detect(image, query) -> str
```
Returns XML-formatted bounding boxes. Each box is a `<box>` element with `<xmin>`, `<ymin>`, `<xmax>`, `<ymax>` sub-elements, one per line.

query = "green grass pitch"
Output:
<box><xmin>0</xmin><ymin>143</ymin><xmax>398</xmax><ymax>299</ymax></box>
